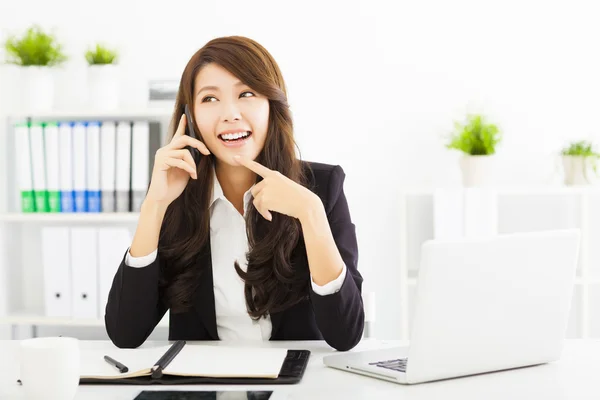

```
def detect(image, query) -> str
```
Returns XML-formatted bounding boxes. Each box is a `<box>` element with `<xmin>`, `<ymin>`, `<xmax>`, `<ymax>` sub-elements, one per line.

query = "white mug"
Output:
<box><xmin>20</xmin><ymin>337</ymin><xmax>80</xmax><ymax>400</ymax></box>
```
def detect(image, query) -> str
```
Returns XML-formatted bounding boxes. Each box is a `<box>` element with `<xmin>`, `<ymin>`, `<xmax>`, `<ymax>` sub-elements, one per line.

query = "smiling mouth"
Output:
<box><xmin>218</xmin><ymin>131</ymin><xmax>253</xmax><ymax>142</ymax></box>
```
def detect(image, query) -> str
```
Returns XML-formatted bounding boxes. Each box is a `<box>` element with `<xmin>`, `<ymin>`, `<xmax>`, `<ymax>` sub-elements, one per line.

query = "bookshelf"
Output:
<box><xmin>0</xmin><ymin>107</ymin><xmax>171</xmax><ymax>338</ymax></box>
<box><xmin>399</xmin><ymin>187</ymin><xmax>600</xmax><ymax>341</ymax></box>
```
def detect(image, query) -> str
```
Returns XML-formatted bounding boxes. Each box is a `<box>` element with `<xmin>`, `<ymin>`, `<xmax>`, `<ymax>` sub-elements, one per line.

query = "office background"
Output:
<box><xmin>1</xmin><ymin>0</ymin><xmax>600</xmax><ymax>341</ymax></box>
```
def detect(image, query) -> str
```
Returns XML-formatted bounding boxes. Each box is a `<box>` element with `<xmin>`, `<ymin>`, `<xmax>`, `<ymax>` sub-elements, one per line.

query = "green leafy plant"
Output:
<box><xmin>561</xmin><ymin>140</ymin><xmax>600</xmax><ymax>157</ymax></box>
<box><xmin>3</xmin><ymin>25</ymin><xmax>67</xmax><ymax>66</ymax></box>
<box><xmin>562</xmin><ymin>140</ymin><xmax>600</xmax><ymax>174</ymax></box>
<box><xmin>85</xmin><ymin>44</ymin><xmax>118</xmax><ymax>65</ymax></box>
<box><xmin>445</xmin><ymin>114</ymin><xmax>502</xmax><ymax>156</ymax></box>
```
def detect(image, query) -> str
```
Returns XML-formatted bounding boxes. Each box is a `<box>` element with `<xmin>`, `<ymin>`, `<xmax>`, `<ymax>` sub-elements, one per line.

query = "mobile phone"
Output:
<box><xmin>184</xmin><ymin>104</ymin><xmax>202</xmax><ymax>165</ymax></box>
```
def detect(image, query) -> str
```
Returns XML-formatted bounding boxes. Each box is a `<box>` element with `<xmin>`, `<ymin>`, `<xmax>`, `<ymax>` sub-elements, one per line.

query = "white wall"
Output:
<box><xmin>1</xmin><ymin>0</ymin><xmax>600</xmax><ymax>339</ymax></box>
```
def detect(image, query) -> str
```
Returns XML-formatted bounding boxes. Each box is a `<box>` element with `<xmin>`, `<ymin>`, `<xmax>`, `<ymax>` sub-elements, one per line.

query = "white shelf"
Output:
<box><xmin>0</xmin><ymin>113</ymin><xmax>166</xmax><ymax>340</ymax></box>
<box><xmin>0</xmin><ymin>311</ymin><xmax>169</xmax><ymax>328</ymax></box>
<box><xmin>402</xmin><ymin>186</ymin><xmax>600</xmax><ymax>196</ymax></box>
<box><xmin>407</xmin><ymin>276</ymin><xmax>600</xmax><ymax>286</ymax></box>
<box><xmin>576</xmin><ymin>278</ymin><xmax>600</xmax><ymax>285</ymax></box>
<box><xmin>400</xmin><ymin>189</ymin><xmax>600</xmax><ymax>340</ymax></box>
<box><xmin>0</xmin><ymin>213</ymin><xmax>140</xmax><ymax>223</ymax></box>
<box><xmin>7</xmin><ymin>106</ymin><xmax>174</xmax><ymax>121</ymax></box>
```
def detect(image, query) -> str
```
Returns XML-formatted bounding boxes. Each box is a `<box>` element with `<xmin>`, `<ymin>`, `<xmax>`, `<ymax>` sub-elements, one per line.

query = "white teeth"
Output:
<box><xmin>221</xmin><ymin>131</ymin><xmax>250</xmax><ymax>140</ymax></box>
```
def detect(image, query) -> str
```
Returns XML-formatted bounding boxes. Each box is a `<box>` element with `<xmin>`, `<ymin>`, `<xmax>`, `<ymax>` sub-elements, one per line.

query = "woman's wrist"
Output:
<box><xmin>141</xmin><ymin>199</ymin><xmax>169</xmax><ymax>219</ymax></box>
<box><xmin>129</xmin><ymin>199</ymin><xmax>168</xmax><ymax>258</ymax></box>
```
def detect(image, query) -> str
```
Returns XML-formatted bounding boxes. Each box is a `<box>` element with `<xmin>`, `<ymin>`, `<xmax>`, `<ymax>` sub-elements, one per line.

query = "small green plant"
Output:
<box><xmin>445</xmin><ymin>114</ymin><xmax>502</xmax><ymax>156</ymax></box>
<box><xmin>3</xmin><ymin>25</ymin><xmax>67</xmax><ymax>66</ymax></box>
<box><xmin>561</xmin><ymin>140</ymin><xmax>600</xmax><ymax>157</ymax></box>
<box><xmin>562</xmin><ymin>140</ymin><xmax>600</xmax><ymax>173</ymax></box>
<box><xmin>85</xmin><ymin>44</ymin><xmax>118</xmax><ymax>65</ymax></box>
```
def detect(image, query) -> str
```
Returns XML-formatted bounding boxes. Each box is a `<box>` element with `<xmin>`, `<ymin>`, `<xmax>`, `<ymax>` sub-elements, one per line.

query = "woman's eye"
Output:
<box><xmin>202</xmin><ymin>92</ymin><xmax>254</xmax><ymax>103</ymax></box>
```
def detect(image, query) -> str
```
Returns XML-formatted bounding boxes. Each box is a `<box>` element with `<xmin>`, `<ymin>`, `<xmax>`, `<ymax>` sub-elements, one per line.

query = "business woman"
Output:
<box><xmin>105</xmin><ymin>36</ymin><xmax>364</xmax><ymax>351</ymax></box>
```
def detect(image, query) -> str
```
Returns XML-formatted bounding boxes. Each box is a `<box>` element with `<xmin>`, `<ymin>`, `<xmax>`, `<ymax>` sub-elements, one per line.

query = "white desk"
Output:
<box><xmin>1</xmin><ymin>339</ymin><xmax>599</xmax><ymax>399</ymax></box>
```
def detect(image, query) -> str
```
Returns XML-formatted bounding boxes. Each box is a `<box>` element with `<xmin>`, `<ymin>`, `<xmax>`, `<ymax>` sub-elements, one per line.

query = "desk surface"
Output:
<box><xmin>1</xmin><ymin>339</ymin><xmax>599</xmax><ymax>399</ymax></box>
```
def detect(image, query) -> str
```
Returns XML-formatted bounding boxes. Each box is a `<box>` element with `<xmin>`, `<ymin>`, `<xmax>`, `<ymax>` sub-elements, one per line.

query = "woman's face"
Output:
<box><xmin>193</xmin><ymin>63</ymin><xmax>269</xmax><ymax>166</ymax></box>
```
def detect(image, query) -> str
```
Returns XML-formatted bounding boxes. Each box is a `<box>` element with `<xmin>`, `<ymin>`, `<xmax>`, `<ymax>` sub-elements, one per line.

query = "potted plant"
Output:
<box><xmin>561</xmin><ymin>141</ymin><xmax>600</xmax><ymax>186</ymax></box>
<box><xmin>3</xmin><ymin>25</ymin><xmax>67</xmax><ymax>112</ymax></box>
<box><xmin>85</xmin><ymin>43</ymin><xmax>119</xmax><ymax>110</ymax></box>
<box><xmin>445</xmin><ymin>114</ymin><xmax>502</xmax><ymax>187</ymax></box>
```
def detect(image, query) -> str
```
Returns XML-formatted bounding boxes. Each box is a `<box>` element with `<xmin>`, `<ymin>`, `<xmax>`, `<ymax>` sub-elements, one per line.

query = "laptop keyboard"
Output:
<box><xmin>369</xmin><ymin>358</ymin><xmax>408</xmax><ymax>373</ymax></box>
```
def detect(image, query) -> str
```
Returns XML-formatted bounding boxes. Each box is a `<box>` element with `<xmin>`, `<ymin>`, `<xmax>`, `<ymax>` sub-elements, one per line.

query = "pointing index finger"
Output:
<box><xmin>233</xmin><ymin>155</ymin><xmax>272</xmax><ymax>177</ymax></box>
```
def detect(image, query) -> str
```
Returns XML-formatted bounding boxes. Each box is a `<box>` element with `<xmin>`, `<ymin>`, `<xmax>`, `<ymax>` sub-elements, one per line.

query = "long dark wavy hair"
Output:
<box><xmin>158</xmin><ymin>36</ymin><xmax>311</xmax><ymax>319</ymax></box>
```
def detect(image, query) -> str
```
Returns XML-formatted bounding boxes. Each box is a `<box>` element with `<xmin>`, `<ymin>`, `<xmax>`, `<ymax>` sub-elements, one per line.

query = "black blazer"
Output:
<box><xmin>104</xmin><ymin>161</ymin><xmax>364</xmax><ymax>351</ymax></box>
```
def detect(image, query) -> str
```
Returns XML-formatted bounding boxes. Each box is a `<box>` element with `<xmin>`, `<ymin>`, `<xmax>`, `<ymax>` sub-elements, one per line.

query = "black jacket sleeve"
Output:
<box><xmin>104</xmin><ymin>251</ymin><xmax>168</xmax><ymax>348</ymax></box>
<box><xmin>309</xmin><ymin>165</ymin><xmax>365</xmax><ymax>351</ymax></box>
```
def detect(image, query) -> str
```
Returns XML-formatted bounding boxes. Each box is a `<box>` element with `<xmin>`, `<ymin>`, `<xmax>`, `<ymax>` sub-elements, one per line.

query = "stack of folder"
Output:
<box><xmin>41</xmin><ymin>226</ymin><xmax>133</xmax><ymax>319</ymax></box>
<box><xmin>14</xmin><ymin>120</ymin><xmax>161</xmax><ymax>213</ymax></box>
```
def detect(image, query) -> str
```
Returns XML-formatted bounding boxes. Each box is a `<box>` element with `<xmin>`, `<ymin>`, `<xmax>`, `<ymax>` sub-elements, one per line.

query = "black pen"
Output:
<box><xmin>151</xmin><ymin>340</ymin><xmax>186</xmax><ymax>379</ymax></box>
<box><xmin>104</xmin><ymin>355</ymin><xmax>129</xmax><ymax>373</ymax></box>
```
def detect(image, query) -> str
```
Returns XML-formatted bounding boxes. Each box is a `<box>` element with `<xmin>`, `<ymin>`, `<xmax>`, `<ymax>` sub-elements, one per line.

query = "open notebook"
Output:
<box><xmin>81</xmin><ymin>343</ymin><xmax>289</xmax><ymax>380</ymax></box>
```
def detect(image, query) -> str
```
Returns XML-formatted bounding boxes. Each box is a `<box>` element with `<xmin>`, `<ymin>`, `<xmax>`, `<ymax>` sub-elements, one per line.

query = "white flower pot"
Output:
<box><xmin>20</xmin><ymin>66</ymin><xmax>54</xmax><ymax>112</ymax></box>
<box><xmin>562</xmin><ymin>155</ymin><xmax>593</xmax><ymax>186</ymax></box>
<box><xmin>459</xmin><ymin>155</ymin><xmax>495</xmax><ymax>187</ymax></box>
<box><xmin>87</xmin><ymin>64</ymin><xmax>120</xmax><ymax>110</ymax></box>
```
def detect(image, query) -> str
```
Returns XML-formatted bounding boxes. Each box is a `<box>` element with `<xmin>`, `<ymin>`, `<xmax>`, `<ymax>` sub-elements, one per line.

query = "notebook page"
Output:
<box><xmin>80</xmin><ymin>345</ymin><xmax>172</xmax><ymax>379</ymax></box>
<box><xmin>164</xmin><ymin>345</ymin><xmax>288</xmax><ymax>378</ymax></box>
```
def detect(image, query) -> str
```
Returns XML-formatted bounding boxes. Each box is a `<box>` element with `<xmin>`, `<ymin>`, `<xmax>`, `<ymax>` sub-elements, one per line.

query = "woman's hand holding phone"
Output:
<box><xmin>145</xmin><ymin>113</ymin><xmax>211</xmax><ymax>207</ymax></box>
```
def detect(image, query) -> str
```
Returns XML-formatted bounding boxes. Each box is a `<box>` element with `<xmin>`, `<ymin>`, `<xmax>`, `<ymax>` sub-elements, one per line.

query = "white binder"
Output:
<box><xmin>100</xmin><ymin>121</ymin><xmax>117</xmax><ymax>212</ymax></box>
<box><xmin>58</xmin><ymin>122</ymin><xmax>75</xmax><ymax>212</ymax></box>
<box><xmin>131</xmin><ymin>121</ymin><xmax>150</xmax><ymax>212</ymax></box>
<box><xmin>97</xmin><ymin>228</ymin><xmax>132</xmax><ymax>318</ymax></box>
<box><xmin>86</xmin><ymin>122</ymin><xmax>101</xmax><ymax>212</ymax></box>
<box><xmin>14</xmin><ymin>123</ymin><xmax>34</xmax><ymax>212</ymax></box>
<box><xmin>115</xmin><ymin>121</ymin><xmax>132</xmax><ymax>212</ymax></box>
<box><xmin>41</xmin><ymin>227</ymin><xmax>72</xmax><ymax>317</ymax></box>
<box><xmin>72</xmin><ymin>122</ymin><xmax>88</xmax><ymax>212</ymax></box>
<box><xmin>70</xmin><ymin>227</ymin><xmax>98</xmax><ymax>318</ymax></box>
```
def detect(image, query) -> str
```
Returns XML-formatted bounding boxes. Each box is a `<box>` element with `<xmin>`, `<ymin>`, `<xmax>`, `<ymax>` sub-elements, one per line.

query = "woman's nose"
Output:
<box><xmin>221</xmin><ymin>102</ymin><xmax>241</xmax><ymax>122</ymax></box>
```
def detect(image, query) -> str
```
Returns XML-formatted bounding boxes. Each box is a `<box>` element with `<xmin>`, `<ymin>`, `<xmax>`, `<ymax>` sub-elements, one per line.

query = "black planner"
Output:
<box><xmin>79</xmin><ymin>340</ymin><xmax>310</xmax><ymax>385</ymax></box>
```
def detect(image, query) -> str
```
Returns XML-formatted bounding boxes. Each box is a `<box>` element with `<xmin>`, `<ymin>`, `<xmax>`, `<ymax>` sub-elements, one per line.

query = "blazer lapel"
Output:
<box><xmin>194</xmin><ymin>236</ymin><xmax>219</xmax><ymax>340</ymax></box>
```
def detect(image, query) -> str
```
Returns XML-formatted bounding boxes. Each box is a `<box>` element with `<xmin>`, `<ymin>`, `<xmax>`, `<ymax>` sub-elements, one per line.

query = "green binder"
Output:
<box><xmin>14</xmin><ymin>123</ymin><xmax>36</xmax><ymax>213</ymax></box>
<box><xmin>44</xmin><ymin>122</ymin><xmax>61</xmax><ymax>213</ymax></box>
<box><xmin>30</xmin><ymin>122</ymin><xmax>49</xmax><ymax>213</ymax></box>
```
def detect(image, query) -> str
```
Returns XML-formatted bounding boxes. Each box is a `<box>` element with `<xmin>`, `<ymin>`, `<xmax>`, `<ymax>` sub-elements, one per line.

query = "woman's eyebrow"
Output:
<box><xmin>197</xmin><ymin>81</ymin><xmax>245</xmax><ymax>95</ymax></box>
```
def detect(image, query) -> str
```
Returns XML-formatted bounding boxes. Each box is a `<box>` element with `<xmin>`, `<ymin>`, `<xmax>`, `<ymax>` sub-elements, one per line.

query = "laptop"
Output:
<box><xmin>324</xmin><ymin>229</ymin><xmax>581</xmax><ymax>384</ymax></box>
